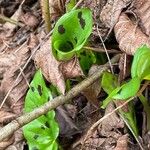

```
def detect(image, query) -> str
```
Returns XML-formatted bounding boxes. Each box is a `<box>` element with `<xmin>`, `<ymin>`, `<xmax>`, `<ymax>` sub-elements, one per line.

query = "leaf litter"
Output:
<box><xmin>0</xmin><ymin>0</ymin><xmax>150</xmax><ymax>149</ymax></box>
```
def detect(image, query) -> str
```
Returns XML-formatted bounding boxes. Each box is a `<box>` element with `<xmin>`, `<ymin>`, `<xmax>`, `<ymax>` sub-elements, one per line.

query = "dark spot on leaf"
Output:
<box><xmin>80</xmin><ymin>51</ymin><xmax>86</xmax><ymax>56</ymax></box>
<box><xmin>79</xmin><ymin>18</ymin><xmax>85</xmax><ymax>29</ymax></box>
<box><xmin>32</xmin><ymin>147</ymin><xmax>39</xmax><ymax>150</ymax></box>
<box><xmin>67</xmin><ymin>41</ymin><xmax>73</xmax><ymax>49</ymax></box>
<box><xmin>58</xmin><ymin>25</ymin><xmax>65</xmax><ymax>34</ymax></box>
<box><xmin>74</xmin><ymin>37</ymin><xmax>77</xmax><ymax>43</ymax></box>
<box><xmin>45</xmin><ymin>121</ymin><xmax>50</xmax><ymax>128</ymax></box>
<box><xmin>77</xmin><ymin>11</ymin><xmax>86</xmax><ymax>29</ymax></box>
<box><xmin>78</xmin><ymin>11</ymin><xmax>82</xmax><ymax>19</ymax></box>
<box><xmin>31</xmin><ymin>86</ymin><xmax>35</xmax><ymax>92</ymax></box>
<box><xmin>117</xmin><ymin>89</ymin><xmax>122</xmax><ymax>95</ymax></box>
<box><xmin>33</xmin><ymin>134</ymin><xmax>39</xmax><ymax>140</ymax></box>
<box><xmin>41</xmin><ymin>125</ymin><xmax>46</xmax><ymax>130</ymax></box>
<box><xmin>47</xmin><ymin>96</ymin><xmax>50</xmax><ymax>101</ymax></box>
<box><xmin>37</xmin><ymin>85</ymin><xmax>42</xmax><ymax>96</ymax></box>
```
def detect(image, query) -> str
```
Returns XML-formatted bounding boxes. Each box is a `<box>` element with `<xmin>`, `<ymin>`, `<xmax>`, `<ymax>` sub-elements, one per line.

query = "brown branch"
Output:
<box><xmin>0</xmin><ymin>54</ymin><xmax>120</xmax><ymax>142</ymax></box>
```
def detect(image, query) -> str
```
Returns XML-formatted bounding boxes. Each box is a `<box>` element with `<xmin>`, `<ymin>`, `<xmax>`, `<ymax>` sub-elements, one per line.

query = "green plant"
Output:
<box><xmin>51</xmin><ymin>8</ymin><xmax>93</xmax><ymax>61</ymax></box>
<box><xmin>23</xmin><ymin>70</ymin><xmax>59</xmax><ymax>150</ymax></box>
<box><xmin>101</xmin><ymin>45</ymin><xmax>150</xmax><ymax>137</ymax></box>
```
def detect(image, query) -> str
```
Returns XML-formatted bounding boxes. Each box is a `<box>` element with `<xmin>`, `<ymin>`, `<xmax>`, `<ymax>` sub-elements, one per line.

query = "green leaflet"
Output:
<box><xmin>23</xmin><ymin>70</ymin><xmax>59</xmax><ymax>150</ymax></box>
<box><xmin>52</xmin><ymin>8</ymin><xmax>92</xmax><ymax>61</ymax></box>
<box><xmin>102</xmin><ymin>77</ymin><xmax>140</xmax><ymax>108</ymax></box>
<box><xmin>131</xmin><ymin>45</ymin><xmax>150</xmax><ymax>80</ymax></box>
<box><xmin>101</xmin><ymin>72</ymin><xmax>139</xmax><ymax>137</ymax></box>
<box><xmin>101</xmin><ymin>71</ymin><xmax>118</xmax><ymax>94</ymax></box>
<box><xmin>112</xmin><ymin>77</ymin><xmax>141</xmax><ymax>100</ymax></box>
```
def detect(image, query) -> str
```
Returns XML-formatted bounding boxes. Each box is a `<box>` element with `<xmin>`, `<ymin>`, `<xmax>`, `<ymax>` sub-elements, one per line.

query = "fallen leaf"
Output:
<box><xmin>114</xmin><ymin>13</ymin><xmax>150</xmax><ymax>55</ymax></box>
<box><xmin>100</xmin><ymin>0</ymin><xmax>131</xmax><ymax>28</ymax></box>
<box><xmin>82</xmin><ymin>65</ymin><xmax>101</xmax><ymax>106</ymax></box>
<box><xmin>34</xmin><ymin>39</ymin><xmax>66</xmax><ymax>94</ymax></box>
<box><xmin>133</xmin><ymin>0</ymin><xmax>150</xmax><ymax>36</ymax></box>
<box><xmin>114</xmin><ymin>134</ymin><xmax>128</xmax><ymax>150</ymax></box>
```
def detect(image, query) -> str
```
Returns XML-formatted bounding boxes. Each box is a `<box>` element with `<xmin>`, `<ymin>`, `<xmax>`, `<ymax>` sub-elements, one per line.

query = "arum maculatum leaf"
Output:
<box><xmin>131</xmin><ymin>45</ymin><xmax>150</xmax><ymax>80</ymax></box>
<box><xmin>52</xmin><ymin>8</ymin><xmax>92</xmax><ymax>61</ymax></box>
<box><xmin>23</xmin><ymin>70</ymin><xmax>59</xmax><ymax>150</ymax></box>
<box><xmin>101</xmin><ymin>71</ymin><xmax>118</xmax><ymax>94</ymax></box>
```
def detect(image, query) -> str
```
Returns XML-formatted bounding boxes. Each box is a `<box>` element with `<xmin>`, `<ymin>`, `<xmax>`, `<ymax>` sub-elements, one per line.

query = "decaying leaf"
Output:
<box><xmin>114</xmin><ymin>13</ymin><xmax>150</xmax><ymax>55</ymax></box>
<box><xmin>34</xmin><ymin>39</ymin><xmax>66</xmax><ymax>94</ymax></box>
<box><xmin>114</xmin><ymin>134</ymin><xmax>128</xmax><ymax>150</ymax></box>
<box><xmin>133</xmin><ymin>0</ymin><xmax>150</xmax><ymax>36</ymax></box>
<box><xmin>82</xmin><ymin>65</ymin><xmax>101</xmax><ymax>106</ymax></box>
<box><xmin>98</xmin><ymin>102</ymin><xmax>124</xmax><ymax>136</ymax></box>
<box><xmin>100</xmin><ymin>0</ymin><xmax>131</xmax><ymax>28</ymax></box>
<box><xmin>34</xmin><ymin>38</ymin><xmax>84</xmax><ymax>94</ymax></box>
<box><xmin>19</xmin><ymin>12</ymin><xmax>39</xmax><ymax>29</ymax></box>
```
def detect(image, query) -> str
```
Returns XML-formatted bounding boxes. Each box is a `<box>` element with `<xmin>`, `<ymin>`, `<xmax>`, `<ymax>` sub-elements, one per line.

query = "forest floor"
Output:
<box><xmin>0</xmin><ymin>0</ymin><xmax>150</xmax><ymax>150</ymax></box>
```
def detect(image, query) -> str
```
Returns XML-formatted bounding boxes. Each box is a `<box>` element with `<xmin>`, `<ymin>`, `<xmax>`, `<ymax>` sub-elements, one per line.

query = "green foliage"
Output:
<box><xmin>101</xmin><ymin>71</ymin><xmax>138</xmax><ymax>137</ymax></box>
<box><xmin>112</xmin><ymin>77</ymin><xmax>140</xmax><ymax>100</ymax></box>
<box><xmin>23</xmin><ymin>70</ymin><xmax>59</xmax><ymax>150</ymax></box>
<box><xmin>101</xmin><ymin>71</ymin><xmax>118</xmax><ymax>94</ymax></box>
<box><xmin>52</xmin><ymin>8</ymin><xmax>92</xmax><ymax>61</ymax></box>
<box><xmin>131</xmin><ymin>45</ymin><xmax>150</xmax><ymax>80</ymax></box>
<box><xmin>78</xmin><ymin>50</ymin><xmax>96</xmax><ymax>74</ymax></box>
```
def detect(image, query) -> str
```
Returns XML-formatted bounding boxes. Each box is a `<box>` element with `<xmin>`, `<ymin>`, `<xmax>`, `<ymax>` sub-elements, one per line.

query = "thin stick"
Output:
<box><xmin>40</xmin><ymin>0</ymin><xmax>51</xmax><ymax>33</ymax></box>
<box><xmin>0</xmin><ymin>55</ymin><xmax>120</xmax><ymax>142</ymax></box>
<box><xmin>84</xmin><ymin>46</ymin><xmax>120</xmax><ymax>54</ymax></box>
<box><xmin>72</xmin><ymin>0</ymin><xmax>84</xmax><ymax>10</ymax></box>
<box><xmin>96</xmin><ymin>25</ymin><xmax>114</xmax><ymax>74</ymax></box>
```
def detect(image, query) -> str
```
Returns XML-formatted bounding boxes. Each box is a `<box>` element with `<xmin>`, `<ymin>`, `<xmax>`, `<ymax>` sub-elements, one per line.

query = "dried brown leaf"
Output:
<box><xmin>19</xmin><ymin>12</ymin><xmax>39</xmax><ymax>29</ymax></box>
<box><xmin>0</xmin><ymin>110</ymin><xmax>16</xmax><ymax>123</ymax></box>
<box><xmin>114</xmin><ymin>13</ymin><xmax>150</xmax><ymax>55</ymax></box>
<box><xmin>114</xmin><ymin>134</ymin><xmax>128</xmax><ymax>150</ymax></box>
<box><xmin>60</xmin><ymin>58</ymin><xmax>84</xmax><ymax>79</ymax></box>
<box><xmin>82</xmin><ymin>65</ymin><xmax>101</xmax><ymax>106</ymax></box>
<box><xmin>133</xmin><ymin>0</ymin><xmax>150</xmax><ymax>36</ymax></box>
<box><xmin>34</xmin><ymin>39</ymin><xmax>66</xmax><ymax>94</ymax></box>
<box><xmin>0</xmin><ymin>34</ymin><xmax>37</xmax><ymax>114</ymax></box>
<box><xmin>100</xmin><ymin>0</ymin><xmax>131</xmax><ymax>28</ymax></box>
<box><xmin>98</xmin><ymin>102</ymin><xmax>124</xmax><ymax>136</ymax></box>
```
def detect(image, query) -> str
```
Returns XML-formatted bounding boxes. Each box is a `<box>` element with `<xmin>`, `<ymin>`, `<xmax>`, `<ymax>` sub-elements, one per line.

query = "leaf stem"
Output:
<box><xmin>41</xmin><ymin>0</ymin><xmax>51</xmax><ymax>33</ymax></box>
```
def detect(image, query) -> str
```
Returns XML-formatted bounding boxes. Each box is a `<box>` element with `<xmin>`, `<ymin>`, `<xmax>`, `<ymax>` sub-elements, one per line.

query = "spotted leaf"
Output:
<box><xmin>23</xmin><ymin>70</ymin><xmax>59</xmax><ymax>150</ymax></box>
<box><xmin>52</xmin><ymin>8</ymin><xmax>92</xmax><ymax>61</ymax></box>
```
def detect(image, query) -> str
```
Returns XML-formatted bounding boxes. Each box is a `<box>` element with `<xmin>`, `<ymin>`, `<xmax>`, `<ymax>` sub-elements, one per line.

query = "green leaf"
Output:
<box><xmin>119</xmin><ymin>101</ymin><xmax>138</xmax><ymax>137</ymax></box>
<box><xmin>52</xmin><ymin>8</ymin><xmax>92</xmax><ymax>61</ymax></box>
<box><xmin>101</xmin><ymin>71</ymin><xmax>118</xmax><ymax>94</ymax></box>
<box><xmin>23</xmin><ymin>70</ymin><xmax>59</xmax><ymax>150</ymax></box>
<box><xmin>101</xmin><ymin>86</ymin><xmax>122</xmax><ymax>109</ymax></box>
<box><xmin>112</xmin><ymin>77</ymin><xmax>141</xmax><ymax>100</ymax></box>
<box><xmin>131</xmin><ymin>45</ymin><xmax>150</xmax><ymax>80</ymax></box>
<box><xmin>78</xmin><ymin>50</ymin><xmax>96</xmax><ymax>74</ymax></box>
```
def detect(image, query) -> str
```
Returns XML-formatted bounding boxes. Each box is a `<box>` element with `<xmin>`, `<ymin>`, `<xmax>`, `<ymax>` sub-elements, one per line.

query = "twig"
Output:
<box><xmin>96</xmin><ymin>24</ymin><xmax>114</xmax><ymax>74</ymax></box>
<box><xmin>0</xmin><ymin>15</ymin><xmax>24</xmax><ymax>27</ymax></box>
<box><xmin>0</xmin><ymin>54</ymin><xmax>120</xmax><ymax>142</ymax></box>
<box><xmin>83</xmin><ymin>46</ymin><xmax>121</xmax><ymax>54</ymax></box>
<box><xmin>72</xmin><ymin>0</ymin><xmax>84</xmax><ymax>10</ymax></box>
<box><xmin>40</xmin><ymin>0</ymin><xmax>51</xmax><ymax>33</ymax></box>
